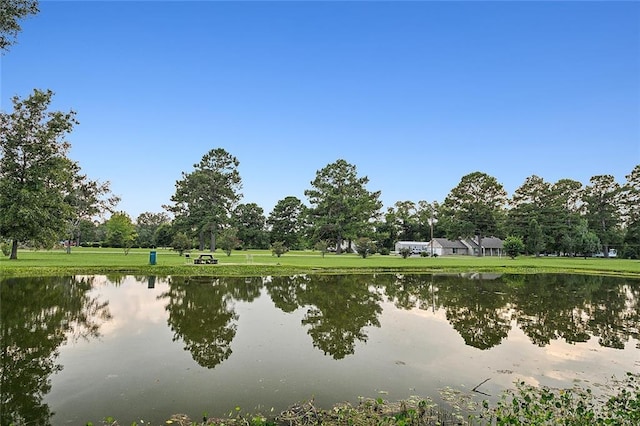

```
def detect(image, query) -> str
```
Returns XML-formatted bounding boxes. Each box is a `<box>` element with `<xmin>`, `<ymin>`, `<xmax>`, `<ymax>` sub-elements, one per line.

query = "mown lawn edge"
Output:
<box><xmin>2</xmin><ymin>263</ymin><xmax>640</xmax><ymax>278</ymax></box>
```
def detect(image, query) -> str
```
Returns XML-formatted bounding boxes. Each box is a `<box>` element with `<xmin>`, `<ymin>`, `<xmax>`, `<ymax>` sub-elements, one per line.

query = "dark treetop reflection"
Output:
<box><xmin>382</xmin><ymin>273</ymin><xmax>640</xmax><ymax>350</ymax></box>
<box><xmin>0</xmin><ymin>276</ymin><xmax>111</xmax><ymax>426</ymax></box>
<box><xmin>162</xmin><ymin>277</ymin><xmax>239</xmax><ymax>369</ymax></box>
<box><xmin>164</xmin><ymin>274</ymin><xmax>383</xmax><ymax>364</ymax></box>
<box><xmin>267</xmin><ymin>274</ymin><xmax>383</xmax><ymax>359</ymax></box>
<box><xmin>160</xmin><ymin>273</ymin><xmax>640</xmax><ymax>367</ymax></box>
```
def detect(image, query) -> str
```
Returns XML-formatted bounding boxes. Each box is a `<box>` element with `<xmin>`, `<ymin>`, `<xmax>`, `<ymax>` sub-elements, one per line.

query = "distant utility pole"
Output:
<box><xmin>430</xmin><ymin>203</ymin><xmax>434</xmax><ymax>257</ymax></box>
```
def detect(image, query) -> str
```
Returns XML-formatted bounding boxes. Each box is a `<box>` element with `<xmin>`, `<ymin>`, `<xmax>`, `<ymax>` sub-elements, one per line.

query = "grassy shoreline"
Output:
<box><xmin>89</xmin><ymin>372</ymin><xmax>640</xmax><ymax>425</ymax></box>
<box><xmin>2</xmin><ymin>247</ymin><xmax>639</xmax><ymax>278</ymax></box>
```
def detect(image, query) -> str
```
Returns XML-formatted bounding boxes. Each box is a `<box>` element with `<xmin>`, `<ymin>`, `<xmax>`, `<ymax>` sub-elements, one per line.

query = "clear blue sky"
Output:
<box><xmin>2</xmin><ymin>1</ymin><xmax>639</xmax><ymax>220</ymax></box>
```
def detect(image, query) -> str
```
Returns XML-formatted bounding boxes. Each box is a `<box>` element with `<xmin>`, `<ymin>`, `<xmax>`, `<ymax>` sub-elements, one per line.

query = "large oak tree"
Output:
<box><xmin>65</xmin><ymin>170</ymin><xmax>119</xmax><ymax>253</ymax></box>
<box><xmin>0</xmin><ymin>89</ymin><xmax>77</xmax><ymax>259</ymax></box>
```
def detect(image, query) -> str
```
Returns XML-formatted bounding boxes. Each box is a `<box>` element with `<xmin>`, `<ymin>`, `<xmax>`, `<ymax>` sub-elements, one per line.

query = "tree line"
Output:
<box><xmin>1</xmin><ymin>89</ymin><xmax>639</xmax><ymax>259</ymax></box>
<box><xmin>149</xmin><ymin>154</ymin><xmax>640</xmax><ymax>259</ymax></box>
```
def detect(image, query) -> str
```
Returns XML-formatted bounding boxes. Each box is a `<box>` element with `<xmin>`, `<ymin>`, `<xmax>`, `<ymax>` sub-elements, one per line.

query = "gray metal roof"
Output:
<box><xmin>477</xmin><ymin>237</ymin><xmax>504</xmax><ymax>249</ymax></box>
<box><xmin>463</xmin><ymin>238</ymin><xmax>479</xmax><ymax>248</ymax></box>
<box><xmin>432</xmin><ymin>238</ymin><xmax>468</xmax><ymax>248</ymax></box>
<box><xmin>463</xmin><ymin>237</ymin><xmax>504</xmax><ymax>249</ymax></box>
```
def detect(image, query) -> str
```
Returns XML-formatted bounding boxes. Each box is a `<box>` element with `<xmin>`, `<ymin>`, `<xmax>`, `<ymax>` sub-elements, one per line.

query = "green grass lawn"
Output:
<box><xmin>1</xmin><ymin>247</ymin><xmax>639</xmax><ymax>277</ymax></box>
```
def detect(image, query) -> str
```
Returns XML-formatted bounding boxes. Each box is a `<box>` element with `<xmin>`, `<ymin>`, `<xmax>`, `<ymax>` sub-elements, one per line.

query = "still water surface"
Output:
<box><xmin>2</xmin><ymin>273</ymin><xmax>639</xmax><ymax>425</ymax></box>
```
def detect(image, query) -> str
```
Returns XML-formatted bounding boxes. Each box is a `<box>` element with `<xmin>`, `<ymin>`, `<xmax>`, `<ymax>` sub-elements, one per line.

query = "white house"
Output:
<box><xmin>394</xmin><ymin>241</ymin><xmax>431</xmax><ymax>254</ymax></box>
<box><xmin>395</xmin><ymin>237</ymin><xmax>504</xmax><ymax>257</ymax></box>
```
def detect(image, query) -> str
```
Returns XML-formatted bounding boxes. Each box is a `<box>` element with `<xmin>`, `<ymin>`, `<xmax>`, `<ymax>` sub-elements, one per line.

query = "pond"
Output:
<box><xmin>1</xmin><ymin>273</ymin><xmax>639</xmax><ymax>425</ymax></box>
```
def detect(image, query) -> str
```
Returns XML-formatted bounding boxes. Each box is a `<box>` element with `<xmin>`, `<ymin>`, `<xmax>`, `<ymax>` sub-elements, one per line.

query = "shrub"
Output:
<box><xmin>420</xmin><ymin>250</ymin><xmax>429</xmax><ymax>257</ymax></box>
<box><xmin>378</xmin><ymin>247</ymin><xmax>390</xmax><ymax>255</ymax></box>
<box><xmin>271</xmin><ymin>241</ymin><xmax>288</xmax><ymax>257</ymax></box>
<box><xmin>355</xmin><ymin>237</ymin><xmax>376</xmax><ymax>258</ymax></box>
<box><xmin>171</xmin><ymin>232</ymin><xmax>192</xmax><ymax>256</ymax></box>
<box><xmin>314</xmin><ymin>240</ymin><xmax>330</xmax><ymax>257</ymax></box>
<box><xmin>622</xmin><ymin>244</ymin><xmax>638</xmax><ymax>259</ymax></box>
<box><xmin>399</xmin><ymin>247</ymin><xmax>411</xmax><ymax>258</ymax></box>
<box><xmin>218</xmin><ymin>228</ymin><xmax>241</xmax><ymax>256</ymax></box>
<box><xmin>504</xmin><ymin>236</ymin><xmax>525</xmax><ymax>259</ymax></box>
<box><xmin>1</xmin><ymin>241</ymin><xmax>10</xmax><ymax>257</ymax></box>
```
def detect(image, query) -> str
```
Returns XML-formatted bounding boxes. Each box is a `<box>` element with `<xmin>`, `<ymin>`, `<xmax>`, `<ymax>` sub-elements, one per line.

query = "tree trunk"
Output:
<box><xmin>210</xmin><ymin>228</ymin><xmax>216</xmax><ymax>252</ymax></box>
<box><xmin>10</xmin><ymin>239</ymin><xmax>18</xmax><ymax>260</ymax></box>
<box><xmin>477</xmin><ymin>234</ymin><xmax>483</xmax><ymax>257</ymax></box>
<box><xmin>601</xmin><ymin>217</ymin><xmax>609</xmax><ymax>258</ymax></box>
<box><xmin>336</xmin><ymin>235</ymin><xmax>343</xmax><ymax>254</ymax></box>
<box><xmin>199</xmin><ymin>229</ymin><xmax>205</xmax><ymax>251</ymax></box>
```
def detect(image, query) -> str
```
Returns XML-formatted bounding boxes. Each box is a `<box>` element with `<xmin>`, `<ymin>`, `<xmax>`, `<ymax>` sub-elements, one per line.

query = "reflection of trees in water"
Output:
<box><xmin>265</xmin><ymin>275</ymin><xmax>383</xmax><ymax>359</ymax></box>
<box><xmin>227</xmin><ymin>276</ymin><xmax>263</xmax><ymax>302</ymax></box>
<box><xmin>105</xmin><ymin>273</ymin><xmax>126</xmax><ymax>286</ymax></box>
<box><xmin>1</xmin><ymin>271</ymin><xmax>635</xmax><ymax>426</ymax></box>
<box><xmin>160</xmin><ymin>276</ymin><xmax>271</xmax><ymax>369</ymax></box>
<box><xmin>162</xmin><ymin>276</ymin><xmax>284</xmax><ymax>369</ymax></box>
<box><xmin>78</xmin><ymin>273</ymin><xmax>640</xmax><ymax>371</ymax></box>
<box><xmin>384</xmin><ymin>273</ymin><xmax>512</xmax><ymax>350</ymax></box>
<box><xmin>436</xmin><ymin>276</ymin><xmax>512</xmax><ymax>350</ymax></box>
<box><xmin>513</xmin><ymin>274</ymin><xmax>592</xmax><ymax>346</ymax></box>
<box><xmin>512</xmin><ymin>274</ymin><xmax>640</xmax><ymax>350</ymax></box>
<box><xmin>381</xmin><ymin>273</ymin><xmax>640</xmax><ymax>351</ymax></box>
<box><xmin>587</xmin><ymin>277</ymin><xmax>634</xmax><ymax>349</ymax></box>
<box><xmin>266</xmin><ymin>275</ymin><xmax>310</xmax><ymax>313</ymax></box>
<box><xmin>132</xmin><ymin>275</ymin><xmax>171</xmax><ymax>288</ymax></box>
<box><xmin>0</xmin><ymin>276</ymin><xmax>111</xmax><ymax>426</ymax></box>
<box><xmin>162</xmin><ymin>277</ymin><xmax>239</xmax><ymax>369</ymax></box>
<box><xmin>625</xmin><ymin>284</ymin><xmax>640</xmax><ymax>349</ymax></box>
<box><xmin>381</xmin><ymin>274</ymin><xmax>427</xmax><ymax>310</ymax></box>
<box><xmin>158</xmin><ymin>273</ymin><xmax>640</xmax><ymax>361</ymax></box>
<box><xmin>299</xmin><ymin>275</ymin><xmax>382</xmax><ymax>359</ymax></box>
<box><xmin>266</xmin><ymin>273</ymin><xmax>640</xmax><ymax>354</ymax></box>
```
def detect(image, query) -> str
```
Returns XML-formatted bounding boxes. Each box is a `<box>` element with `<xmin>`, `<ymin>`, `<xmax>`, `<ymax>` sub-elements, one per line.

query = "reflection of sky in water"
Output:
<box><xmin>45</xmin><ymin>275</ymin><xmax>640</xmax><ymax>426</ymax></box>
<box><xmin>360</xmin><ymin>305</ymin><xmax>636</xmax><ymax>399</ymax></box>
<box><xmin>91</xmin><ymin>276</ymin><xmax>168</xmax><ymax>337</ymax></box>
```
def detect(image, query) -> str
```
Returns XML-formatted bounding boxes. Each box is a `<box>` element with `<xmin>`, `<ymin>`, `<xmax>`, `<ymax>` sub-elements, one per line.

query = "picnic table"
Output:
<box><xmin>193</xmin><ymin>254</ymin><xmax>218</xmax><ymax>264</ymax></box>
